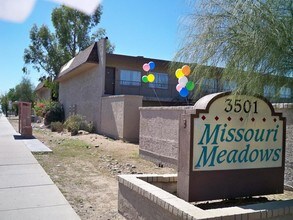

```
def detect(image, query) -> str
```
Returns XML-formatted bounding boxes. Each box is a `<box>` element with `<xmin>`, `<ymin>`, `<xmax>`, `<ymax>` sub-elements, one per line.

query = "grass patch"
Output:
<box><xmin>53</xmin><ymin>139</ymin><xmax>94</xmax><ymax>158</ymax></box>
<box><xmin>130</xmin><ymin>151</ymin><xmax>139</xmax><ymax>159</ymax></box>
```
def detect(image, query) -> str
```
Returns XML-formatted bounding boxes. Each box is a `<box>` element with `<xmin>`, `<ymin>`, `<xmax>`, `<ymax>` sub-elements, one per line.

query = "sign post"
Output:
<box><xmin>18</xmin><ymin>102</ymin><xmax>33</xmax><ymax>138</ymax></box>
<box><xmin>178</xmin><ymin>92</ymin><xmax>286</xmax><ymax>202</ymax></box>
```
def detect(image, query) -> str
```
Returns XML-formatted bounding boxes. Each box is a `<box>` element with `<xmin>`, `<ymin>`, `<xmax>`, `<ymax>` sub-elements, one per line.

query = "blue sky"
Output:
<box><xmin>0</xmin><ymin>0</ymin><xmax>190</xmax><ymax>95</ymax></box>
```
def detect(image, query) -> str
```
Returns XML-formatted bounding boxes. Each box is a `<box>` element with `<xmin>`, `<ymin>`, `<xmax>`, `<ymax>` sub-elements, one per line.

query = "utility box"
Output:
<box><xmin>18</xmin><ymin>102</ymin><xmax>33</xmax><ymax>138</ymax></box>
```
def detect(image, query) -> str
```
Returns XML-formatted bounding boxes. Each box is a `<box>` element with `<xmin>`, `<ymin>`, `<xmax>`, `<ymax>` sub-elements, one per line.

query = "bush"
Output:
<box><xmin>64</xmin><ymin>114</ymin><xmax>95</xmax><ymax>136</ymax></box>
<box><xmin>44</xmin><ymin>102</ymin><xmax>64</xmax><ymax>126</ymax></box>
<box><xmin>87</xmin><ymin>121</ymin><xmax>95</xmax><ymax>133</ymax></box>
<box><xmin>34</xmin><ymin>102</ymin><xmax>46</xmax><ymax>117</ymax></box>
<box><xmin>51</xmin><ymin>121</ymin><xmax>63</xmax><ymax>133</ymax></box>
<box><xmin>34</xmin><ymin>100</ymin><xmax>65</xmax><ymax>126</ymax></box>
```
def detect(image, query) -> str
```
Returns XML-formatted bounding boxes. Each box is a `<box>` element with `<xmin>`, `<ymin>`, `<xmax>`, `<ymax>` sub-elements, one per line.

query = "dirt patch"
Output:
<box><xmin>13</xmin><ymin>119</ymin><xmax>175</xmax><ymax>220</ymax></box>
<box><xmin>8</xmin><ymin>117</ymin><xmax>293</xmax><ymax>220</ymax></box>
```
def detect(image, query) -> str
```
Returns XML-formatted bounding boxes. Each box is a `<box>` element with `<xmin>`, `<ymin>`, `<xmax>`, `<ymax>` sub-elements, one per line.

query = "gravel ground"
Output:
<box><xmin>285</xmin><ymin>125</ymin><xmax>293</xmax><ymax>188</ymax></box>
<box><xmin>7</xmin><ymin>117</ymin><xmax>293</xmax><ymax>220</ymax></box>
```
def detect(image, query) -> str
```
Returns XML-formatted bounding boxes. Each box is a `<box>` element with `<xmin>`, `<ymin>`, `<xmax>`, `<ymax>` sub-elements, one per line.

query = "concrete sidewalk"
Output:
<box><xmin>0</xmin><ymin>116</ymin><xmax>80</xmax><ymax>220</ymax></box>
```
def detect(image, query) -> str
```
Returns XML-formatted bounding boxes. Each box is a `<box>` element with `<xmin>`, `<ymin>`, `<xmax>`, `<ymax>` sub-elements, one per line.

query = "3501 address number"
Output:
<box><xmin>224</xmin><ymin>99</ymin><xmax>258</xmax><ymax>113</ymax></box>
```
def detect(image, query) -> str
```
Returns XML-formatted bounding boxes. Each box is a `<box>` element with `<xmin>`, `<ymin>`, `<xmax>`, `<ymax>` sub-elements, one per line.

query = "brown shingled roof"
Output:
<box><xmin>57</xmin><ymin>42</ymin><xmax>99</xmax><ymax>80</ymax></box>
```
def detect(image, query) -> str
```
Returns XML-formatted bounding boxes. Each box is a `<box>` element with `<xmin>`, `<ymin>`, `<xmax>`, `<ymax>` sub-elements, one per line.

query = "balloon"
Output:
<box><xmin>142</xmin><ymin>75</ymin><xmax>149</xmax><ymax>83</ymax></box>
<box><xmin>179</xmin><ymin>88</ymin><xmax>189</xmax><ymax>97</ymax></box>
<box><xmin>175</xmin><ymin>69</ymin><xmax>184</xmax><ymax>79</ymax></box>
<box><xmin>186</xmin><ymin>81</ymin><xmax>195</xmax><ymax>91</ymax></box>
<box><xmin>147</xmin><ymin>74</ymin><xmax>155</xmax><ymax>82</ymax></box>
<box><xmin>143</xmin><ymin>63</ymin><xmax>150</xmax><ymax>72</ymax></box>
<box><xmin>178</xmin><ymin>76</ymin><xmax>188</xmax><ymax>87</ymax></box>
<box><xmin>148</xmin><ymin>61</ymin><xmax>155</xmax><ymax>70</ymax></box>
<box><xmin>176</xmin><ymin>84</ymin><xmax>182</xmax><ymax>92</ymax></box>
<box><xmin>182</xmin><ymin>65</ymin><xmax>191</xmax><ymax>76</ymax></box>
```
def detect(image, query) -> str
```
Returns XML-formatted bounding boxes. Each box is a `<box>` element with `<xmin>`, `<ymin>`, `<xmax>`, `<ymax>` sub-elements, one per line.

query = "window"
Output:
<box><xmin>149</xmin><ymin>72</ymin><xmax>168</xmax><ymax>89</ymax></box>
<box><xmin>263</xmin><ymin>85</ymin><xmax>275</xmax><ymax>97</ymax></box>
<box><xmin>120</xmin><ymin>70</ymin><xmax>141</xmax><ymax>86</ymax></box>
<box><xmin>280</xmin><ymin>87</ymin><xmax>291</xmax><ymax>98</ymax></box>
<box><xmin>223</xmin><ymin>81</ymin><xmax>237</xmax><ymax>91</ymax></box>
<box><xmin>202</xmin><ymin>78</ymin><xmax>217</xmax><ymax>93</ymax></box>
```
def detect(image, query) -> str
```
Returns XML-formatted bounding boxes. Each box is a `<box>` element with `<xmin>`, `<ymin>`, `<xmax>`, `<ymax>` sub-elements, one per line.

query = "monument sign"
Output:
<box><xmin>178</xmin><ymin>92</ymin><xmax>286</xmax><ymax>202</ymax></box>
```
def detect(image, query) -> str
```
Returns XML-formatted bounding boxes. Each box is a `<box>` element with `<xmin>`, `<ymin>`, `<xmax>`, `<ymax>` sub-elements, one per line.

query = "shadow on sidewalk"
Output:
<box><xmin>13</xmin><ymin>135</ymin><xmax>36</xmax><ymax>140</ymax></box>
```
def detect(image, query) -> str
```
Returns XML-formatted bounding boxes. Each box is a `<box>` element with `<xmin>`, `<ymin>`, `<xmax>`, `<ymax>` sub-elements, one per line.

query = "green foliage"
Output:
<box><xmin>51</xmin><ymin>121</ymin><xmax>64</xmax><ymax>133</ymax></box>
<box><xmin>44</xmin><ymin>79</ymin><xmax>59</xmax><ymax>101</ymax></box>
<box><xmin>176</xmin><ymin>0</ymin><xmax>293</xmax><ymax>97</ymax></box>
<box><xmin>23</xmin><ymin>5</ymin><xmax>115</xmax><ymax>88</ymax></box>
<box><xmin>44</xmin><ymin>102</ymin><xmax>64</xmax><ymax>126</ymax></box>
<box><xmin>15</xmin><ymin>77</ymin><xmax>36</xmax><ymax>103</ymax></box>
<box><xmin>64</xmin><ymin>114</ymin><xmax>83</xmax><ymax>131</ymax></box>
<box><xmin>23</xmin><ymin>24</ymin><xmax>69</xmax><ymax>78</ymax></box>
<box><xmin>0</xmin><ymin>77</ymin><xmax>35</xmax><ymax>116</ymax></box>
<box><xmin>34</xmin><ymin>101</ymin><xmax>46</xmax><ymax>117</ymax></box>
<box><xmin>91</xmin><ymin>28</ymin><xmax>115</xmax><ymax>53</ymax></box>
<box><xmin>52</xmin><ymin>5</ymin><xmax>102</xmax><ymax>57</ymax></box>
<box><xmin>34</xmin><ymin>100</ymin><xmax>64</xmax><ymax>125</ymax></box>
<box><xmin>50</xmin><ymin>138</ymin><xmax>91</xmax><ymax>158</ymax></box>
<box><xmin>0</xmin><ymin>94</ymin><xmax>9</xmax><ymax>116</ymax></box>
<box><xmin>7</xmin><ymin>88</ymin><xmax>17</xmax><ymax>102</ymax></box>
<box><xmin>64</xmin><ymin>114</ymin><xmax>95</xmax><ymax>136</ymax></box>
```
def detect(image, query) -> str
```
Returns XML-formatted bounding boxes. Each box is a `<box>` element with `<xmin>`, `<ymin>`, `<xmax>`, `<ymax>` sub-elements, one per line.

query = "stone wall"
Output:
<box><xmin>101</xmin><ymin>95</ymin><xmax>142</xmax><ymax>143</ymax></box>
<box><xmin>139</xmin><ymin>106</ymin><xmax>193</xmax><ymax>167</ymax></box>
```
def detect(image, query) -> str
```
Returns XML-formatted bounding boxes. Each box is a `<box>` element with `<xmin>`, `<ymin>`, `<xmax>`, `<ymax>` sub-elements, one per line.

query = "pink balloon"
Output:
<box><xmin>176</xmin><ymin>84</ymin><xmax>182</xmax><ymax>92</ymax></box>
<box><xmin>143</xmin><ymin>63</ymin><xmax>150</xmax><ymax>72</ymax></box>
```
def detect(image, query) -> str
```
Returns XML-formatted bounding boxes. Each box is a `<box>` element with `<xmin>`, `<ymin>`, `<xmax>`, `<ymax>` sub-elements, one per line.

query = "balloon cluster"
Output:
<box><xmin>142</xmin><ymin>61</ymin><xmax>156</xmax><ymax>83</ymax></box>
<box><xmin>175</xmin><ymin>65</ymin><xmax>194</xmax><ymax>97</ymax></box>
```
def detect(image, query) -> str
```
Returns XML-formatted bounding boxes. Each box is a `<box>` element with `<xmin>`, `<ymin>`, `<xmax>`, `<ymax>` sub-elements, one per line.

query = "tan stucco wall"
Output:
<box><xmin>59</xmin><ymin>65</ymin><xmax>100</xmax><ymax>127</ymax></box>
<box><xmin>58</xmin><ymin>39</ymin><xmax>106</xmax><ymax>131</ymax></box>
<box><xmin>123</xmin><ymin>96</ymin><xmax>143</xmax><ymax>142</ymax></box>
<box><xmin>101</xmin><ymin>95</ymin><xmax>142</xmax><ymax>143</ymax></box>
<box><xmin>139</xmin><ymin>106</ymin><xmax>193</xmax><ymax>167</ymax></box>
<box><xmin>36</xmin><ymin>88</ymin><xmax>51</xmax><ymax>101</ymax></box>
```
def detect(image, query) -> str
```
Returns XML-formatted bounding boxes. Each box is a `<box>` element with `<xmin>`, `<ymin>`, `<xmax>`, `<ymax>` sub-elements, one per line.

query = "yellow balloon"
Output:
<box><xmin>175</xmin><ymin>69</ymin><xmax>184</xmax><ymax>79</ymax></box>
<box><xmin>147</xmin><ymin>74</ymin><xmax>155</xmax><ymax>82</ymax></box>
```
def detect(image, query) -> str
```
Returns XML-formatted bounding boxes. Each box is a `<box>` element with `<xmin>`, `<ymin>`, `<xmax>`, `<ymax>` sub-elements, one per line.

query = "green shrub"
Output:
<box><xmin>64</xmin><ymin>114</ymin><xmax>83</xmax><ymax>132</ymax></box>
<box><xmin>44</xmin><ymin>102</ymin><xmax>64</xmax><ymax>126</ymax></box>
<box><xmin>64</xmin><ymin>114</ymin><xmax>95</xmax><ymax>135</ymax></box>
<box><xmin>87</xmin><ymin>121</ymin><xmax>95</xmax><ymax>133</ymax></box>
<box><xmin>51</xmin><ymin>121</ymin><xmax>63</xmax><ymax>132</ymax></box>
<box><xmin>70</xmin><ymin>123</ymin><xmax>79</xmax><ymax>136</ymax></box>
